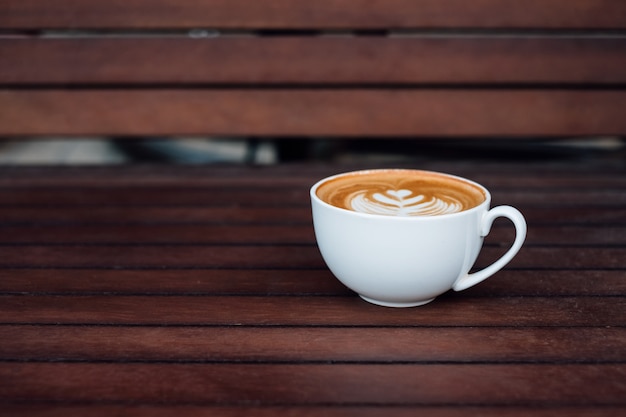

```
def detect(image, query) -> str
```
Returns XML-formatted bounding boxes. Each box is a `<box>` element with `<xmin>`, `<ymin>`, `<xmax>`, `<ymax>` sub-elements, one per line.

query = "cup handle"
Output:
<box><xmin>453</xmin><ymin>206</ymin><xmax>527</xmax><ymax>292</ymax></box>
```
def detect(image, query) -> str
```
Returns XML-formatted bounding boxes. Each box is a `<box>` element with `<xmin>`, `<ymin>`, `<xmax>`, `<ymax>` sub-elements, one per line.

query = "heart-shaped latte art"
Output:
<box><xmin>372</xmin><ymin>189</ymin><xmax>426</xmax><ymax>208</ymax></box>
<box><xmin>386</xmin><ymin>189</ymin><xmax>412</xmax><ymax>199</ymax></box>
<box><xmin>350</xmin><ymin>188</ymin><xmax>463</xmax><ymax>216</ymax></box>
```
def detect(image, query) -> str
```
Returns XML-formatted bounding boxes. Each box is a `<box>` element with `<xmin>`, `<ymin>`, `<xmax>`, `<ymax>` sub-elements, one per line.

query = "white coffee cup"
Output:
<box><xmin>310</xmin><ymin>169</ymin><xmax>527</xmax><ymax>307</ymax></box>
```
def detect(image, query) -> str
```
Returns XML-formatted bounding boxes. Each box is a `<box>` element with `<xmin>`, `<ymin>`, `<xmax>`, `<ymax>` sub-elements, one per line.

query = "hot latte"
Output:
<box><xmin>315</xmin><ymin>169</ymin><xmax>486</xmax><ymax>217</ymax></box>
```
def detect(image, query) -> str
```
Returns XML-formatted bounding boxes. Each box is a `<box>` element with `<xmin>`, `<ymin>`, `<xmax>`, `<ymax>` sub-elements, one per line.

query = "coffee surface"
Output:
<box><xmin>316</xmin><ymin>170</ymin><xmax>485</xmax><ymax>216</ymax></box>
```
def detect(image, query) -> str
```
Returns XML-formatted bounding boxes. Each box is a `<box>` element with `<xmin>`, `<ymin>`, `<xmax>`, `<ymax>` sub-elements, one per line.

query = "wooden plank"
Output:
<box><xmin>0</xmin><ymin>224</ymin><xmax>319</xmax><ymax>244</ymax></box>
<box><xmin>0</xmin><ymin>169</ymin><xmax>624</xmax><ymax>189</ymax></box>
<box><xmin>0</xmin><ymin>224</ymin><xmax>623</xmax><ymax>246</ymax></box>
<box><xmin>0</xmin><ymin>186</ymin><xmax>624</xmax><ymax>206</ymax></box>
<box><xmin>0</xmin><ymin>206</ymin><xmax>623</xmax><ymax>226</ymax></box>
<box><xmin>1</xmin><ymin>405</ymin><xmax>624</xmax><ymax>417</ymax></box>
<box><xmin>1</xmin><ymin>269</ymin><xmax>624</xmax><ymax>297</ymax></box>
<box><xmin>2</xmin><ymin>0</ymin><xmax>625</xmax><ymax>30</ymax></box>
<box><xmin>0</xmin><ymin>295</ymin><xmax>623</xmax><ymax>326</ymax></box>
<box><xmin>0</xmin><ymin>170</ymin><xmax>623</xmax><ymax>198</ymax></box>
<box><xmin>1</xmin><ymin>325</ymin><xmax>623</xmax><ymax>363</ymax></box>
<box><xmin>1</xmin><ymin>90</ymin><xmax>625</xmax><ymax>137</ymax></box>
<box><xmin>1</xmin><ymin>363</ymin><xmax>624</xmax><ymax>405</ymax></box>
<box><xmin>0</xmin><ymin>269</ymin><xmax>347</xmax><ymax>295</ymax></box>
<box><xmin>0</xmin><ymin>206</ymin><xmax>314</xmax><ymax>224</ymax></box>
<box><xmin>2</xmin><ymin>38</ymin><xmax>626</xmax><ymax>85</ymax></box>
<box><xmin>0</xmin><ymin>245</ymin><xmax>622</xmax><ymax>269</ymax></box>
<box><xmin>0</xmin><ymin>163</ymin><xmax>624</xmax><ymax>187</ymax></box>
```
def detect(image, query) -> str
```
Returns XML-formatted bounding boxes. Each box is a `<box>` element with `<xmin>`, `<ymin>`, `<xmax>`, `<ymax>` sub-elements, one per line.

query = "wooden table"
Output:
<box><xmin>0</xmin><ymin>157</ymin><xmax>624</xmax><ymax>416</ymax></box>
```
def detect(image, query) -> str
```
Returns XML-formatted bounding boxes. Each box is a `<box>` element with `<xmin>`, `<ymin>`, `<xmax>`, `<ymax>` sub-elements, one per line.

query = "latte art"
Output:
<box><xmin>351</xmin><ymin>189</ymin><xmax>463</xmax><ymax>216</ymax></box>
<box><xmin>315</xmin><ymin>169</ymin><xmax>485</xmax><ymax>217</ymax></box>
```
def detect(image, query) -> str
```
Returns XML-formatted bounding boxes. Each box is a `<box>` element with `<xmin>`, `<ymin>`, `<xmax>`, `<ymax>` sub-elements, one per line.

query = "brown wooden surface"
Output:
<box><xmin>2</xmin><ymin>0</ymin><xmax>625</xmax><ymax>30</ymax></box>
<box><xmin>0</xmin><ymin>406</ymin><xmax>623</xmax><ymax>417</ymax></box>
<box><xmin>2</xmin><ymin>3</ymin><xmax>625</xmax><ymax>139</ymax></box>
<box><xmin>2</xmin><ymin>37</ymin><xmax>626</xmax><ymax>85</ymax></box>
<box><xmin>0</xmin><ymin>160</ymin><xmax>624</xmax><ymax>415</ymax></box>
<box><xmin>2</xmin><ymin>89</ymin><xmax>625</xmax><ymax>137</ymax></box>
<box><xmin>1</xmin><ymin>0</ymin><xmax>625</xmax><ymax>414</ymax></box>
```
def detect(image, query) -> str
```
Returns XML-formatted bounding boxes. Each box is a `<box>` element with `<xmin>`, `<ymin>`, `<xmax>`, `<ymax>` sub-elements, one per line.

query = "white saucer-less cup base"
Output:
<box><xmin>359</xmin><ymin>295</ymin><xmax>436</xmax><ymax>308</ymax></box>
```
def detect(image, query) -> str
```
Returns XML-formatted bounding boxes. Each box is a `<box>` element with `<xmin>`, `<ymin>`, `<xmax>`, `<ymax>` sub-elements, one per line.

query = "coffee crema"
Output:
<box><xmin>316</xmin><ymin>170</ymin><xmax>486</xmax><ymax>217</ymax></box>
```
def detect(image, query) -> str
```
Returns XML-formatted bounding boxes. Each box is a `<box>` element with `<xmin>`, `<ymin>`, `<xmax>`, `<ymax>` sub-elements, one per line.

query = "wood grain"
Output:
<box><xmin>0</xmin><ymin>0</ymin><xmax>624</xmax><ymax>413</ymax></box>
<box><xmin>1</xmin><ymin>90</ymin><xmax>625</xmax><ymax>137</ymax></box>
<box><xmin>0</xmin><ymin>162</ymin><xmax>623</xmax><ymax>414</ymax></box>
<box><xmin>0</xmin><ymin>245</ymin><xmax>623</xmax><ymax>269</ymax></box>
<box><xmin>0</xmin><ymin>206</ymin><xmax>623</xmax><ymax>226</ymax></box>
<box><xmin>1</xmin><ymin>164</ymin><xmax>624</xmax><ymax>186</ymax></box>
<box><xmin>0</xmin><ymin>187</ymin><xmax>624</xmax><ymax>207</ymax></box>
<box><xmin>1</xmin><ymin>269</ymin><xmax>624</xmax><ymax>297</ymax></box>
<box><xmin>0</xmin><ymin>224</ymin><xmax>623</xmax><ymax>246</ymax></box>
<box><xmin>2</xmin><ymin>0</ymin><xmax>625</xmax><ymax>30</ymax></box>
<box><xmin>2</xmin><ymin>38</ymin><xmax>625</xmax><ymax>85</ymax></box>
<box><xmin>1</xmin><ymin>363</ymin><xmax>624</xmax><ymax>405</ymax></box>
<box><xmin>1</xmin><ymin>405</ymin><xmax>624</xmax><ymax>417</ymax></box>
<box><xmin>1</xmin><ymin>325</ymin><xmax>624</xmax><ymax>363</ymax></box>
<box><xmin>0</xmin><ymin>295</ymin><xmax>623</xmax><ymax>326</ymax></box>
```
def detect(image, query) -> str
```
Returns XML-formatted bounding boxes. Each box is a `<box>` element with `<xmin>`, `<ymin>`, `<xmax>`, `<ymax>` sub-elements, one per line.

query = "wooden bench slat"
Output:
<box><xmin>1</xmin><ymin>326</ymin><xmax>623</xmax><ymax>363</ymax></box>
<box><xmin>0</xmin><ymin>163</ymin><xmax>623</xmax><ymax>185</ymax></box>
<box><xmin>1</xmin><ymin>187</ymin><xmax>623</xmax><ymax>206</ymax></box>
<box><xmin>0</xmin><ymin>170</ymin><xmax>625</xmax><ymax>189</ymax></box>
<box><xmin>0</xmin><ymin>295</ymin><xmax>623</xmax><ymax>326</ymax></box>
<box><xmin>0</xmin><ymin>245</ymin><xmax>623</xmax><ymax>269</ymax></box>
<box><xmin>2</xmin><ymin>0</ymin><xmax>625</xmax><ymax>30</ymax></box>
<box><xmin>2</xmin><ymin>89</ymin><xmax>624</xmax><ymax>137</ymax></box>
<box><xmin>1</xmin><ymin>362</ymin><xmax>624</xmax><ymax>405</ymax></box>
<box><xmin>0</xmin><ymin>224</ymin><xmax>622</xmax><ymax>246</ymax></box>
<box><xmin>1</xmin><ymin>270</ymin><xmax>624</xmax><ymax>297</ymax></box>
<box><xmin>1</xmin><ymin>163</ymin><xmax>624</xmax><ymax>188</ymax></box>
<box><xmin>0</xmin><ymin>405</ymin><xmax>623</xmax><ymax>417</ymax></box>
<box><xmin>0</xmin><ymin>206</ymin><xmax>624</xmax><ymax>226</ymax></box>
<box><xmin>2</xmin><ymin>38</ymin><xmax>626</xmax><ymax>85</ymax></box>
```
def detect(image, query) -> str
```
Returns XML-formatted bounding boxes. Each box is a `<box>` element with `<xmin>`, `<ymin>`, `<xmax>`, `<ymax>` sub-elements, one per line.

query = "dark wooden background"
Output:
<box><xmin>0</xmin><ymin>1</ymin><xmax>625</xmax><ymax>415</ymax></box>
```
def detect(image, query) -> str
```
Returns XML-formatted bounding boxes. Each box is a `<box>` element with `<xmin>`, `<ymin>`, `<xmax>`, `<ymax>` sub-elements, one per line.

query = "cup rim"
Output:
<box><xmin>310</xmin><ymin>168</ymin><xmax>492</xmax><ymax>220</ymax></box>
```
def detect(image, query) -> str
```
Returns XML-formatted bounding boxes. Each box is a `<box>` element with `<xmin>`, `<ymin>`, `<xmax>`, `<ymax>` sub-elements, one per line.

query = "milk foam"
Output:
<box><xmin>315</xmin><ymin>169</ymin><xmax>486</xmax><ymax>217</ymax></box>
<box><xmin>350</xmin><ymin>189</ymin><xmax>463</xmax><ymax>216</ymax></box>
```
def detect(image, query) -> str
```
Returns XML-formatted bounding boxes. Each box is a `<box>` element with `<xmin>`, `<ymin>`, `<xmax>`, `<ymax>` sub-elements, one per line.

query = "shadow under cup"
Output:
<box><xmin>310</xmin><ymin>169</ymin><xmax>527</xmax><ymax>307</ymax></box>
